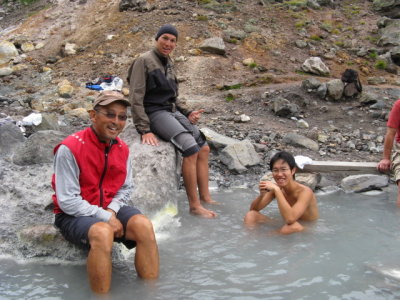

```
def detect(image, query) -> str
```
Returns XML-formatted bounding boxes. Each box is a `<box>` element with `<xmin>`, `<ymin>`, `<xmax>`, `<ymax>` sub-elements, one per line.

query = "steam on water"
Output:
<box><xmin>1</xmin><ymin>187</ymin><xmax>400</xmax><ymax>300</ymax></box>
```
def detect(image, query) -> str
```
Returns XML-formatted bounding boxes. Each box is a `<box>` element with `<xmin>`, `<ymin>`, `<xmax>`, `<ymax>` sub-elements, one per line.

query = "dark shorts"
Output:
<box><xmin>149</xmin><ymin>110</ymin><xmax>207</xmax><ymax>157</ymax></box>
<box><xmin>54</xmin><ymin>206</ymin><xmax>142</xmax><ymax>250</ymax></box>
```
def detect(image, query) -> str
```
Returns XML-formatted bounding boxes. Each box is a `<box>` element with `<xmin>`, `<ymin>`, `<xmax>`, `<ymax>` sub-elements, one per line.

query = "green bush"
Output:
<box><xmin>375</xmin><ymin>60</ymin><xmax>387</xmax><ymax>70</ymax></box>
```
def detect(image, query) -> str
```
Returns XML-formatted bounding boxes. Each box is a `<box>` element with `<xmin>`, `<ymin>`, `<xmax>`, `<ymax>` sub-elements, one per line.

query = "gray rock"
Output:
<box><xmin>120</xmin><ymin>123</ymin><xmax>180</xmax><ymax>214</ymax></box>
<box><xmin>326</xmin><ymin>79</ymin><xmax>344</xmax><ymax>101</ymax></box>
<box><xmin>373</xmin><ymin>0</ymin><xmax>400</xmax><ymax>18</ymax></box>
<box><xmin>301</xmin><ymin>77</ymin><xmax>322</xmax><ymax>90</ymax></box>
<box><xmin>317</xmin><ymin>83</ymin><xmax>327</xmax><ymax>98</ymax></box>
<box><xmin>119</xmin><ymin>0</ymin><xmax>155</xmax><ymax>12</ymax></box>
<box><xmin>295</xmin><ymin>40</ymin><xmax>308</xmax><ymax>49</ymax></box>
<box><xmin>301</xmin><ymin>57</ymin><xmax>330</xmax><ymax>76</ymax></box>
<box><xmin>220</xmin><ymin>140</ymin><xmax>261</xmax><ymax>173</ymax></box>
<box><xmin>359</xmin><ymin>92</ymin><xmax>379</xmax><ymax>106</ymax></box>
<box><xmin>12</xmin><ymin>130</ymin><xmax>67</xmax><ymax>165</ymax></box>
<box><xmin>18</xmin><ymin>225</ymin><xmax>85</xmax><ymax>260</ymax></box>
<box><xmin>0</xmin><ymin>66</ymin><xmax>13</xmax><ymax>76</ymax></box>
<box><xmin>391</xmin><ymin>45</ymin><xmax>400</xmax><ymax>66</ymax></box>
<box><xmin>341</xmin><ymin>174</ymin><xmax>389</xmax><ymax>193</ymax></box>
<box><xmin>0</xmin><ymin>40</ymin><xmax>18</xmax><ymax>64</ymax></box>
<box><xmin>271</xmin><ymin>96</ymin><xmax>299</xmax><ymax>118</ymax></box>
<box><xmin>0</xmin><ymin>122</ymin><xmax>26</xmax><ymax>158</ymax></box>
<box><xmin>200</xmin><ymin>127</ymin><xmax>239</xmax><ymax>150</ymax></box>
<box><xmin>378</xmin><ymin>19</ymin><xmax>400</xmax><ymax>47</ymax></box>
<box><xmin>282</xmin><ymin>132</ymin><xmax>319</xmax><ymax>151</ymax></box>
<box><xmin>367</xmin><ymin>76</ymin><xmax>387</xmax><ymax>85</ymax></box>
<box><xmin>199</xmin><ymin>37</ymin><xmax>226</xmax><ymax>55</ymax></box>
<box><xmin>223</xmin><ymin>29</ymin><xmax>247</xmax><ymax>41</ymax></box>
<box><xmin>34</xmin><ymin>113</ymin><xmax>60</xmax><ymax>131</ymax></box>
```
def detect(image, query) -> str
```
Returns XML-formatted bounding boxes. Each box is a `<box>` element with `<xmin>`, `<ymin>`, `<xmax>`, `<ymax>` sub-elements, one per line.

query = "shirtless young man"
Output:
<box><xmin>244</xmin><ymin>151</ymin><xmax>319</xmax><ymax>234</ymax></box>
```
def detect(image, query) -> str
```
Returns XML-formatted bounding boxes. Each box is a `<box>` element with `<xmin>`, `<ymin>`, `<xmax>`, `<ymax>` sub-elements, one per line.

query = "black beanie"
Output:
<box><xmin>155</xmin><ymin>24</ymin><xmax>178</xmax><ymax>41</ymax></box>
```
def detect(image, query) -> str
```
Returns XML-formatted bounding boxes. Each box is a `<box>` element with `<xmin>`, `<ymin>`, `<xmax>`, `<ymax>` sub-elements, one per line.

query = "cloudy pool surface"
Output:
<box><xmin>1</xmin><ymin>187</ymin><xmax>400</xmax><ymax>300</ymax></box>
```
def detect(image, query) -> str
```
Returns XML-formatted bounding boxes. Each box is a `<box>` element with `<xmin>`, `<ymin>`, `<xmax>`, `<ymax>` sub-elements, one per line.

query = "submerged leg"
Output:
<box><xmin>125</xmin><ymin>215</ymin><xmax>159</xmax><ymax>279</ymax></box>
<box><xmin>182</xmin><ymin>153</ymin><xmax>216</xmax><ymax>218</ymax></box>
<box><xmin>87</xmin><ymin>222</ymin><xmax>114</xmax><ymax>294</ymax></box>
<box><xmin>244</xmin><ymin>210</ymin><xmax>270</xmax><ymax>227</ymax></box>
<box><xmin>196</xmin><ymin>145</ymin><xmax>217</xmax><ymax>204</ymax></box>
<box><xmin>397</xmin><ymin>181</ymin><xmax>400</xmax><ymax>206</ymax></box>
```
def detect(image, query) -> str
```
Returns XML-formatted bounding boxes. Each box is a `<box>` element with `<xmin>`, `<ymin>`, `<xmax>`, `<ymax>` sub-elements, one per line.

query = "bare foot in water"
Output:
<box><xmin>200</xmin><ymin>197</ymin><xmax>220</xmax><ymax>205</ymax></box>
<box><xmin>190</xmin><ymin>206</ymin><xmax>217</xmax><ymax>218</ymax></box>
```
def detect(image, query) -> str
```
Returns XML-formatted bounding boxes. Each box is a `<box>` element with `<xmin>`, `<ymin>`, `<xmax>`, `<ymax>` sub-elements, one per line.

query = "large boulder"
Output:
<box><xmin>282</xmin><ymin>133</ymin><xmax>319</xmax><ymax>151</ymax></box>
<box><xmin>0</xmin><ymin>121</ymin><xmax>26</xmax><ymax>158</ymax></box>
<box><xmin>120</xmin><ymin>123</ymin><xmax>180</xmax><ymax>214</ymax></box>
<box><xmin>373</xmin><ymin>0</ymin><xmax>400</xmax><ymax>18</ymax></box>
<box><xmin>378</xmin><ymin>19</ymin><xmax>400</xmax><ymax>47</ymax></box>
<box><xmin>119</xmin><ymin>0</ymin><xmax>155</xmax><ymax>12</ymax></box>
<box><xmin>199</xmin><ymin>37</ymin><xmax>226</xmax><ymax>55</ymax></box>
<box><xmin>301</xmin><ymin>57</ymin><xmax>330</xmax><ymax>76</ymax></box>
<box><xmin>341</xmin><ymin>174</ymin><xmax>389</xmax><ymax>193</ymax></box>
<box><xmin>12</xmin><ymin>130</ymin><xmax>67</xmax><ymax>165</ymax></box>
<box><xmin>326</xmin><ymin>79</ymin><xmax>344</xmax><ymax>101</ymax></box>
<box><xmin>219</xmin><ymin>140</ymin><xmax>261</xmax><ymax>173</ymax></box>
<box><xmin>200</xmin><ymin>127</ymin><xmax>238</xmax><ymax>150</ymax></box>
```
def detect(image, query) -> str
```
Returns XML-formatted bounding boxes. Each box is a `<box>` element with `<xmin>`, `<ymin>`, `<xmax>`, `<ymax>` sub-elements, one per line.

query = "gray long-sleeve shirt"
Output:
<box><xmin>54</xmin><ymin>144</ymin><xmax>133</xmax><ymax>222</ymax></box>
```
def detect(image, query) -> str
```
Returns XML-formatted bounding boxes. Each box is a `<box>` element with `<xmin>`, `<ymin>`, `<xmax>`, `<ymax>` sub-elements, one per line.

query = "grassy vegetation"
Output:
<box><xmin>310</xmin><ymin>34</ymin><xmax>322</xmax><ymax>41</ymax></box>
<box><xmin>225</xmin><ymin>93</ymin><xmax>235</xmax><ymax>102</ymax></box>
<box><xmin>368</xmin><ymin>51</ymin><xmax>378</xmax><ymax>59</ymax></box>
<box><xmin>221</xmin><ymin>83</ymin><xmax>242</xmax><ymax>91</ymax></box>
<box><xmin>196</xmin><ymin>15</ymin><xmax>208</xmax><ymax>21</ymax></box>
<box><xmin>248</xmin><ymin>62</ymin><xmax>258</xmax><ymax>68</ymax></box>
<box><xmin>375</xmin><ymin>59</ymin><xmax>387</xmax><ymax>70</ymax></box>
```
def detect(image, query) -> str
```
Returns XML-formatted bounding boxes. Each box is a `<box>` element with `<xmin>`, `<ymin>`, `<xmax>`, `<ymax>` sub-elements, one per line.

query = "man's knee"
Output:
<box><xmin>199</xmin><ymin>144</ymin><xmax>210</xmax><ymax>156</ymax></box>
<box><xmin>127</xmin><ymin>215</ymin><xmax>156</xmax><ymax>242</ymax></box>
<box><xmin>88</xmin><ymin>222</ymin><xmax>114</xmax><ymax>251</ymax></box>
<box><xmin>244</xmin><ymin>210</ymin><xmax>259</xmax><ymax>223</ymax></box>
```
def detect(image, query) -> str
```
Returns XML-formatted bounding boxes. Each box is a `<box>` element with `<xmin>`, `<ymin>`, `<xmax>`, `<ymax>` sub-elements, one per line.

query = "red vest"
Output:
<box><xmin>52</xmin><ymin>127</ymin><xmax>129</xmax><ymax>214</ymax></box>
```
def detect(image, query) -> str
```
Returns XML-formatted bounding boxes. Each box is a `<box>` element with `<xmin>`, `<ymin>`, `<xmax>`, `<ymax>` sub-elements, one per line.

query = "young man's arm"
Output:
<box><xmin>265</xmin><ymin>181</ymin><xmax>313</xmax><ymax>224</ymax></box>
<box><xmin>249</xmin><ymin>181</ymin><xmax>275</xmax><ymax>211</ymax></box>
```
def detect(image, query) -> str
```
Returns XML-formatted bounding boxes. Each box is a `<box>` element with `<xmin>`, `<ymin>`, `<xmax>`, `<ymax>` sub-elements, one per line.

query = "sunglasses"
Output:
<box><xmin>95</xmin><ymin>109</ymin><xmax>128</xmax><ymax>121</ymax></box>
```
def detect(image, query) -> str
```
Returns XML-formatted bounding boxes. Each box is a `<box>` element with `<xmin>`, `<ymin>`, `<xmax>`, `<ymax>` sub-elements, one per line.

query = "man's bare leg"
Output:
<box><xmin>125</xmin><ymin>215</ymin><xmax>159</xmax><ymax>279</ymax></box>
<box><xmin>87</xmin><ymin>222</ymin><xmax>114</xmax><ymax>294</ymax></box>
<box><xmin>196</xmin><ymin>145</ymin><xmax>218</xmax><ymax>204</ymax></box>
<box><xmin>244</xmin><ymin>210</ymin><xmax>269</xmax><ymax>227</ymax></box>
<box><xmin>280</xmin><ymin>222</ymin><xmax>304</xmax><ymax>234</ymax></box>
<box><xmin>182</xmin><ymin>153</ymin><xmax>216</xmax><ymax>218</ymax></box>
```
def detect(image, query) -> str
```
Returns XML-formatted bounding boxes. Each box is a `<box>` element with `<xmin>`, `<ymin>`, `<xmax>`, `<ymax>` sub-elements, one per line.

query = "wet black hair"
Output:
<box><xmin>269</xmin><ymin>151</ymin><xmax>297</xmax><ymax>171</ymax></box>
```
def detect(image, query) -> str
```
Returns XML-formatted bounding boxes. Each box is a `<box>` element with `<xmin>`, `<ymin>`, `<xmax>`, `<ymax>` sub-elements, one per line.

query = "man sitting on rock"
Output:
<box><xmin>128</xmin><ymin>24</ymin><xmax>216</xmax><ymax>218</ymax></box>
<box><xmin>377</xmin><ymin>99</ymin><xmax>400</xmax><ymax>205</ymax></box>
<box><xmin>51</xmin><ymin>90</ymin><xmax>159</xmax><ymax>294</ymax></box>
<box><xmin>244</xmin><ymin>151</ymin><xmax>319</xmax><ymax>234</ymax></box>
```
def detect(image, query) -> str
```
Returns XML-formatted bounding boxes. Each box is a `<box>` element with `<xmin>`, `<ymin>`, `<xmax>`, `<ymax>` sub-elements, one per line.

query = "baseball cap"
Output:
<box><xmin>93</xmin><ymin>90</ymin><xmax>131</xmax><ymax>108</ymax></box>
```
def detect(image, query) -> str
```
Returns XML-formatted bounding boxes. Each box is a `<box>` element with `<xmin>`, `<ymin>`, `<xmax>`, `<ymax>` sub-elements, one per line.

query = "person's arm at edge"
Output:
<box><xmin>378</xmin><ymin>127</ymin><xmax>396</xmax><ymax>172</ymax></box>
<box><xmin>54</xmin><ymin>145</ymin><xmax>112</xmax><ymax>222</ymax></box>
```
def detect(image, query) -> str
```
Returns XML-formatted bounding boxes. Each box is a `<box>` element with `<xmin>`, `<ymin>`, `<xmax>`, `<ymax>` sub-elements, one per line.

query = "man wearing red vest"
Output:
<box><xmin>52</xmin><ymin>90</ymin><xmax>159</xmax><ymax>294</ymax></box>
